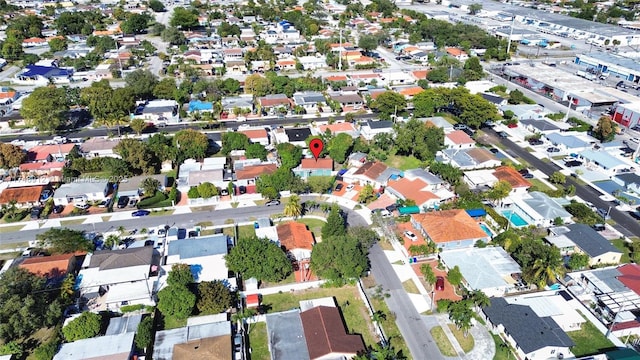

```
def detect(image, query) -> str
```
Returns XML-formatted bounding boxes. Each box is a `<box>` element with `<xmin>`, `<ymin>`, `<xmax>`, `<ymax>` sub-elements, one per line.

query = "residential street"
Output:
<box><xmin>488</xmin><ymin>128</ymin><xmax>640</xmax><ymax>237</ymax></box>
<box><xmin>369</xmin><ymin>244</ymin><xmax>444</xmax><ymax>360</ymax></box>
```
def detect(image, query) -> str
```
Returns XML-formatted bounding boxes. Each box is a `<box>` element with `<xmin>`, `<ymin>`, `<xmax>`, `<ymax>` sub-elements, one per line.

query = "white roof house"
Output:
<box><xmin>502</xmin><ymin>292</ymin><xmax>586</xmax><ymax>332</ymax></box>
<box><xmin>514</xmin><ymin>191</ymin><xmax>573</xmax><ymax>227</ymax></box>
<box><xmin>53</xmin><ymin>332</ymin><xmax>135</xmax><ymax>360</ymax></box>
<box><xmin>439</xmin><ymin>247</ymin><xmax>522</xmax><ymax>297</ymax></box>
<box><xmin>53</xmin><ymin>179</ymin><xmax>110</xmax><ymax>206</ymax></box>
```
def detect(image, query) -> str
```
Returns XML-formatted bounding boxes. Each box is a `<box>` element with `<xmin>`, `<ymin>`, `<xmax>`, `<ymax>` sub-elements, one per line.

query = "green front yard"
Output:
<box><xmin>369</xmin><ymin>297</ymin><xmax>411</xmax><ymax>359</ymax></box>
<box><xmin>384</xmin><ymin>155</ymin><xmax>424</xmax><ymax>171</ymax></box>
<box><xmin>223</xmin><ymin>224</ymin><xmax>256</xmax><ymax>240</ymax></box>
<box><xmin>430</xmin><ymin>326</ymin><xmax>456</xmax><ymax>356</ymax></box>
<box><xmin>249</xmin><ymin>322</ymin><xmax>270</xmax><ymax>360</ymax></box>
<box><xmin>294</xmin><ymin>218</ymin><xmax>326</xmax><ymax>238</ymax></box>
<box><xmin>448</xmin><ymin>324</ymin><xmax>474</xmax><ymax>353</ymax></box>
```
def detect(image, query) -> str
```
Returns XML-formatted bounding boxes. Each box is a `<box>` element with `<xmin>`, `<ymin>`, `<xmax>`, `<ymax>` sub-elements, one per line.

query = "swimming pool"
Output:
<box><xmin>502</xmin><ymin>210</ymin><xmax>529</xmax><ymax>227</ymax></box>
<box><xmin>480</xmin><ymin>223</ymin><xmax>493</xmax><ymax>238</ymax></box>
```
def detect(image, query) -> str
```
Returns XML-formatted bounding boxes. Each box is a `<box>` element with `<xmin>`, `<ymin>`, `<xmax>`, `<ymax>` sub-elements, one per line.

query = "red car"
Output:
<box><xmin>435</xmin><ymin>276</ymin><xmax>445</xmax><ymax>291</ymax></box>
<box><xmin>507</xmin><ymin>123</ymin><xmax>518</xmax><ymax>128</ymax></box>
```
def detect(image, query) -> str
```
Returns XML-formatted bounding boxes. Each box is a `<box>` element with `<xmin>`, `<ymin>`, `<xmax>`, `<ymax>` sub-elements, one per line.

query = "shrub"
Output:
<box><xmin>437</xmin><ymin>299</ymin><xmax>452</xmax><ymax>313</ymax></box>
<box><xmin>485</xmin><ymin>206</ymin><xmax>508</xmax><ymax>229</ymax></box>
<box><xmin>138</xmin><ymin>192</ymin><xmax>168</xmax><ymax>208</ymax></box>
<box><xmin>120</xmin><ymin>304</ymin><xmax>145</xmax><ymax>313</ymax></box>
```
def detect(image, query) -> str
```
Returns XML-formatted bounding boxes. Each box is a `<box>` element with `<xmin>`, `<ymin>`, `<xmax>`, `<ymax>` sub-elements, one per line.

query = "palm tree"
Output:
<box><xmin>467</xmin><ymin>290</ymin><xmax>490</xmax><ymax>312</ymax></box>
<box><xmin>371</xmin><ymin>310</ymin><xmax>387</xmax><ymax>324</ymax></box>
<box><xmin>354</xmin><ymin>340</ymin><xmax>407</xmax><ymax>360</ymax></box>
<box><xmin>232</xmin><ymin>308</ymin><xmax>257</xmax><ymax>333</ymax></box>
<box><xmin>529</xmin><ymin>256</ymin><xmax>564</xmax><ymax>289</ymax></box>
<box><xmin>283</xmin><ymin>195</ymin><xmax>302</xmax><ymax>218</ymax></box>
<box><xmin>104</xmin><ymin>234</ymin><xmax>120</xmax><ymax>250</ymax></box>
<box><xmin>142</xmin><ymin>177</ymin><xmax>162</xmax><ymax>197</ymax></box>
<box><xmin>60</xmin><ymin>273</ymin><xmax>76</xmax><ymax>303</ymax></box>
<box><xmin>448</xmin><ymin>300</ymin><xmax>474</xmax><ymax>337</ymax></box>
<box><xmin>117</xmin><ymin>226</ymin><xmax>126</xmax><ymax>235</ymax></box>
<box><xmin>420</xmin><ymin>264</ymin><xmax>437</xmax><ymax>289</ymax></box>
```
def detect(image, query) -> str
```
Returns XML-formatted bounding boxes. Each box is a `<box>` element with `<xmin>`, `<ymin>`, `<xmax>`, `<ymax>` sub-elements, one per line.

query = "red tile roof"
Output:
<box><xmin>246</xmin><ymin>293</ymin><xmax>260</xmax><ymax>308</ymax></box>
<box><xmin>618</xmin><ymin>264</ymin><xmax>640</xmax><ymax>295</ymax></box>
<box><xmin>0</xmin><ymin>185</ymin><xmax>45</xmax><ymax>205</ymax></box>
<box><xmin>300</xmin><ymin>158</ymin><xmax>333</xmax><ymax>170</ymax></box>
<box><xmin>300</xmin><ymin>306</ymin><xmax>366</xmax><ymax>359</ymax></box>
<box><xmin>387</xmin><ymin>178</ymin><xmax>438</xmax><ymax>205</ymax></box>
<box><xmin>325</xmin><ymin>75</ymin><xmax>348</xmax><ymax>82</ymax></box>
<box><xmin>493</xmin><ymin>166</ymin><xmax>532</xmax><ymax>189</ymax></box>
<box><xmin>276</xmin><ymin>222</ymin><xmax>314</xmax><ymax>251</ymax></box>
<box><xmin>318</xmin><ymin>122</ymin><xmax>356</xmax><ymax>134</ymax></box>
<box><xmin>27</xmin><ymin>144</ymin><xmax>76</xmax><ymax>161</ymax></box>
<box><xmin>412</xmin><ymin>70</ymin><xmax>429</xmax><ymax>79</ymax></box>
<box><xmin>20</xmin><ymin>253</ymin><xmax>75</xmax><ymax>279</ymax></box>
<box><xmin>240</xmin><ymin>129</ymin><xmax>268</xmax><ymax>140</ymax></box>
<box><xmin>235</xmin><ymin>164</ymin><xmax>277</xmax><ymax>180</ymax></box>
<box><xmin>259</xmin><ymin>97</ymin><xmax>291</xmax><ymax>107</ymax></box>
<box><xmin>412</xmin><ymin>209</ymin><xmax>487</xmax><ymax>243</ymax></box>
<box><xmin>353</xmin><ymin>161</ymin><xmax>388</xmax><ymax>180</ymax></box>
<box><xmin>446</xmin><ymin>130</ymin><xmax>475</xmax><ymax>145</ymax></box>
<box><xmin>399</xmin><ymin>87</ymin><xmax>424</xmax><ymax>97</ymax></box>
<box><xmin>446</xmin><ymin>47</ymin><xmax>467</xmax><ymax>57</ymax></box>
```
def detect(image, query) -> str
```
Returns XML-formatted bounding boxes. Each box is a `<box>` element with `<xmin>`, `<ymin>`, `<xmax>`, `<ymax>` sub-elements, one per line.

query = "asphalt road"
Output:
<box><xmin>369</xmin><ymin>244</ymin><xmax>443</xmax><ymax>360</ymax></box>
<box><xmin>487</xmin><ymin>128</ymin><xmax>640</xmax><ymax>237</ymax></box>
<box><xmin>0</xmin><ymin>113</ymin><xmax>381</xmax><ymax>142</ymax></box>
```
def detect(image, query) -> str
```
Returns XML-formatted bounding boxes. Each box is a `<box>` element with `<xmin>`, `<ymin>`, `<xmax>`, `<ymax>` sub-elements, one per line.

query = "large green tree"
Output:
<box><xmin>174</xmin><ymin>129</ymin><xmax>209</xmax><ymax>162</ymax></box>
<box><xmin>276</xmin><ymin>143</ymin><xmax>303</xmax><ymax>169</ymax></box>
<box><xmin>167</xmin><ymin>263</ymin><xmax>194</xmax><ymax>287</ymax></box>
<box><xmin>225</xmin><ymin>236</ymin><xmax>293</xmax><ymax>282</ymax></box>
<box><xmin>0</xmin><ymin>143</ymin><xmax>26</xmax><ymax>169</ymax></box>
<box><xmin>121</xmin><ymin>13</ymin><xmax>150</xmax><ymax>34</ymax></box>
<box><xmin>322</xmin><ymin>206</ymin><xmax>346</xmax><ymax>238</ymax></box>
<box><xmin>395</xmin><ymin>119</ymin><xmax>444</xmax><ymax>161</ymax></box>
<box><xmin>328</xmin><ymin>133</ymin><xmax>354</xmax><ymax>163</ymax></box>
<box><xmin>594</xmin><ymin>116</ymin><xmax>617</xmax><ymax>143</ymax></box>
<box><xmin>36</xmin><ymin>228</ymin><xmax>94</xmax><ymax>254</ymax></box>
<box><xmin>196</xmin><ymin>280</ymin><xmax>232</xmax><ymax>314</ymax></box>
<box><xmin>373</xmin><ymin>91</ymin><xmax>407</xmax><ymax>120</ymax></box>
<box><xmin>62</xmin><ymin>312</ymin><xmax>101</xmax><ymax>342</ymax></box>
<box><xmin>157</xmin><ymin>285</ymin><xmax>196</xmax><ymax>319</ymax></box>
<box><xmin>134</xmin><ymin>316</ymin><xmax>154</xmax><ymax>351</ymax></box>
<box><xmin>221</xmin><ymin>132</ymin><xmax>250</xmax><ymax>155</ymax></box>
<box><xmin>114</xmin><ymin>139</ymin><xmax>158</xmax><ymax>175</ymax></box>
<box><xmin>311</xmin><ymin>234</ymin><xmax>368</xmax><ymax>284</ymax></box>
<box><xmin>125</xmin><ymin>70</ymin><xmax>159</xmax><ymax>100</ymax></box>
<box><xmin>21</xmin><ymin>86</ymin><xmax>69</xmax><ymax>132</ymax></box>
<box><xmin>170</xmin><ymin>7</ymin><xmax>198</xmax><ymax>29</ymax></box>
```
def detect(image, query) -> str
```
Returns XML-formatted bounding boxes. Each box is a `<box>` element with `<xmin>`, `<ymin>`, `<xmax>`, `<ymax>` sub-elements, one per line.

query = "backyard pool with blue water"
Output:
<box><xmin>502</xmin><ymin>210</ymin><xmax>529</xmax><ymax>227</ymax></box>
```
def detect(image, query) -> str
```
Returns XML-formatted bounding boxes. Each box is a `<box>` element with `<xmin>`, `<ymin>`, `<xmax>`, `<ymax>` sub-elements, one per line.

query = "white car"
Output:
<box><xmin>404</xmin><ymin>231</ymin><xmax>418</xmax><ymax>241</ymax></box>
<box><xmin>346</xmin><ymin>184</ymin><xmax>355</xmax><ymax>191</ymax></box>
<box><xmin>630</xmin><ymin>138</ymin><xmax>640</xmax><ymax>144</ymax></box>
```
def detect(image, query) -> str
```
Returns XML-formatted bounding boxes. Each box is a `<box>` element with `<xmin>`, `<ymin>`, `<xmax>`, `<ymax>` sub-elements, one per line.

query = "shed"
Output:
<box><xmin>246</xmin><ymin>293</ymin><xmax>260</xmax><ymax>308</ymax></box>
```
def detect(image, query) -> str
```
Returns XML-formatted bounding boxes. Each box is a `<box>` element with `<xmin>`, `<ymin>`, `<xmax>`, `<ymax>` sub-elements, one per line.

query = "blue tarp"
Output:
<box><xmin>465</xmin><ymin>208</ymin><xmax>487</xmax><ymax>218</ymax></box>
<box><xmin>338</xmin><ymin>169</ymin><xmax>348</xmax><ymax>176</ymax></box>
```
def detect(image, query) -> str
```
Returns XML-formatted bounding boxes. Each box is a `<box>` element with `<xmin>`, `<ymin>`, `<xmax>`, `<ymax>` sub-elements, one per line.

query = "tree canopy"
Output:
<box><xmin>62</xmin><ymin>312</ymin><xmax>101</xmax><ymax>342</ymax></box>
<box><xmin>170</xmin><ymin>7</ymin><xmax>199</xmax><ymax>29</ymax></box>
<box><xmin>125</xmin><ymin>70</ymin><xmax>159</xmax><ymax>100</ymax></box>
<box><xmin>225</xmin><ymin>236</ymin><xmax>293</xmax><ymax>282</ymax></box>
<box><xmin>395</xmin><ymin>119</ymin><xmax>444</xmax><ymax>161</ymax></box>
<box><xmin>174</xmin><ymin>129</ymin><xmax>209</xmax><ymax>162</ymax></box>
<box><xmin>594</xmin><ymin>116</ymin><xmax>617</xmax><ymax>143</ymax></box>
<box><xmin>276</xmin><ymin>143</ymin><xmax>303</xmax><ymax>169</ymax></box>
<box><xmin>157</xmin><ymin>284</ymin><xmax>196</xmax><ymax>319</ymax></box>
<box><xmin>196</xmin><ymin>280</ymin><xmax>232</xmax><ymax>315</ymax></box>
<box><xmin>0</xmin><ymin>143</ymin><xmax>26</xmax><ymax>169</ymax></box>
<box><xmin>20</xmin><ymin>86</ymin><xmax>69</xmax><ymax>132</ymax></box>
<box><xmin>36</xmin><ymin>228</ymin><xmax>94</xmax><ymax>254</ymax></box>
<box><xmin>311</xmin><ymin>234</ymin><xmax>368</xmax><ymax>284</ymax></box>
<box><xmin>373</xmin><ymin>91</ymin><xmax>407</xmax><ymax>120</ymax></box>
<box><xmin>322</xmin><ymin>206</ymin><xmax>346</xmax><ymax>239</ymax></box>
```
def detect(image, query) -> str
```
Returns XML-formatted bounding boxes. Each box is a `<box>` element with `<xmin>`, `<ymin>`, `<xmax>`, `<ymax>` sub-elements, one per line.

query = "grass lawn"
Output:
<box><xmin>566</xmin><ymin>321</ymin><xmax>615</xmax><ymax>357</ymax></box>
<box><xmin>384</xmin><ymin>155</ymin><xmax>424</xmax><ymax>171</ymax></box>
<box><xmin>294</xmin><ymin>218</ymin><xmax>326</xmax><ymax>237</ymax></box>
<box><xmin>60</xmin><ymin>219</ymin><xmax>85</xmax><ymax>226</ymax></box>
<box><xmin>249</xmin><ymin>322</ymin><xmax>270</xmax><ymax>360</ymax></box>
<box><xmin>261</xmin><ymin>272</ymin><xmax>297</xmax><ymax>287</ymax></box>
<box><xmin>369</xmin><ymin>297</ymin><xmax>411</xmax><ymax>359</ymax></box>
<box><xmin>0</xmin><ymin>225</ymin><xmax>25</xmax><ymax>233</ymax></box>
<box><xmin>25</xmin><ymin>326</ymin><xmax>58</xmax><ymax>360</ymax></box>
<box><xmin>262</xmin><ymin>286</ymin><xmax>377</xmax><ymax>347</ymax></box>
<box><xmin>223</xmin><ymin>224</ymin><xmax>256</xmax><ymax>239</ymax></box>
<box><xmin>0</xmin><ymin>241</ymin><xmax>26</xmax><ymax>250</ymax></box>
<box><xmin>150</xmin><ymin>209</ymin><xmax>174</xmax><ymax>216</ymax></box>
<box><xmin>402</xmin><ymin>280</ymin><xmax>420</xmax><ymax>294</ymax></box>
<box><xmin>191</xmin><ymin>206</ymin><xmax>215</xmax><ymax>212</ymax></box>
<box><xmin>430</xmin><ymin>326</ymin><xmax>457</xmax><ymax>356</ymax></box>
<box><xmin>379</xmin><ymin>240</ymin><xmax>394</xmax><ymax>251</ymax></box>
<box><xmin>162</xmin><ymin>315</ymin><xmax>187</xmax><ymax>330</ymax></box>
<box><xmin>196</xmin><ymin>221</ymin><xmax>213</xmax><ymax>227</ymax></box>
<box><xmin>448</xmin><ymin>324</ymin><xmax>474</xmax><ymax>353</ymax></box>
<box><xmin>492</xmin><ymin>334</ymin><xmax>513</xmax><ymax>360</ymax></box>
<box><xmin>528</xmin><ymin>178</ymin><xmax>555</xmax><ymax>192</ymax></box>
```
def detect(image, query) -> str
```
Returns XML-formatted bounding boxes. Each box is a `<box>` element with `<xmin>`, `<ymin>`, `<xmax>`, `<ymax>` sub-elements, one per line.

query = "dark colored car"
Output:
<box><xmin>522</xmin><ymin>173</ymin><xmax>534</xmax><ymax>179</ymax></box>
<box><xmin>30</xmin><ymin>207</ymin><xmax>42</xmax><ymax>219</ymax></box>
<box><xmin>385</xmin><ymin>204</ymin><xmax>398</xmax><ymax>212</ymax></box>
<box><xmin>239</xmin><ymin>186</ymin><xmax>247</xmax><ymax>194</ymax></box>
<box><xmin>629</xmin><ymin>211</ymin><xmax>640</xmax><ymax>220</ymax></box>
<box><xmin>498</xmin><ymin>131</ymin><xmax>508</xmax><ymax>138</ymax></box>
<box><xmin>52</xmin><ymin>205</ymin><xmax>64</xmax><ymax>214</ymax></box>
<box><xmin>435</xmin><ymin>276</ymin><xmax>445</xmax><ymax>291</ymax></box>
<box><xmin>547</xmin><ymin>147</ymin><xmax>560</xmax><ymax>153</ymax></box>
<box><xmin>335</xmin><ymin>183</ymin><xmax>344</xmax><ymax>192</ymax></box>
<box><xmin>131</xmin><ymin>209</ymin><xmax>150</xmax><ymax>217</ymax></box>
<box><xmin>117</xmin><ymin>196</ymin><xmax>130</xmax><ymax>209</ymax></box>
<box><xmin>518</xmin><ymin>169</ymin><xmax>529</xmax><ymax>175</ymax></box>
<box><xmin>565</xmin><ymin>160</ymin><xmax>583</xmax><ymax>167</ymax></box>
<box><xmin>528</xmin><ymin>139</ymin><xmax>544</xmax><ymax>145</ymax></box>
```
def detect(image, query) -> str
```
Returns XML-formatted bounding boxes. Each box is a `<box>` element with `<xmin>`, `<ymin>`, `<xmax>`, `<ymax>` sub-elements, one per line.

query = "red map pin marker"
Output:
<box><xmin>309</xmin><ymin>138</ymin><xmax>324</xmax><ymax>161</ymax></box>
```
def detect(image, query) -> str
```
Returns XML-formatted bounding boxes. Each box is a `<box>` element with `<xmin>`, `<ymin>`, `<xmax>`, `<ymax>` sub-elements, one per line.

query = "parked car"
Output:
<box><xmin>403</xmin><ymin>231</ymin><xmax>418</xmax><ymax>241</ymax></box>
<box><xmin>435</xmin><ymin>276</ymin><xmax>445</xmax><ymax>291</ymax></box>
<box><xmin>52</xmin><ymin>205</ymin><xmax>64</xmax><ymax>214</ymax></box>
<box><xmin>265</xmin><ymin>199</ymin><xmax>281</xmax><ymax>206</ymax></box>
<box><xmin>346</xmin><ymin>184</ymin><xmax>355</xmax><ymax>191</ymax></box>
<box><xmin>385</xmin><ymin>204</ymin><xmax>398</xmax><ymax>212</ymax></box>
<box><xmin>453</xmin><ymin>123</ymin><xmax>468</xmax><ymax>130</ymax></box>
<box><xmin>528</xmin><ymin>139</ymin><xmax>544</xmax><ymax>145</ymax></box>
<box><xmin>565</xmin><ymin>160</ymin><xmax>583</xmax><ymax>167</ymax></box>
<box><xmin>547</xmin><ymin>147</ymin><xmax>560</xmax><ymax>153</ymax></box>
<box><xmin>596</xmin><ymin>208</ymin><xmax>610</xmax><ymax>219</ymax></box>
<box><xmin>334</xmin><ymin>183</ymin><xmax>343</xmax><ymax>192</ymax></box>
<box><xmin>629</xmin><ymin>211</ymin><xmax>640</xmax><ymax>220</ymax></box>
<box><xmin>30</xmin><ymin>207</ymin><xmax>42</xmax><ymax>219</ymax></box>
<box><xmin>518</xmin><ymin>169</ymin><xmax>529</xmax><ymax>175</ymax></box>
<box><xmin>498</xmin><ymin>131</ymin><xmax>508</xmax><ymax>138</ymax></box>
<box><xmin>117</xmin><ymin>196</ymin><xmax>130</xmax><ymax>209</ymax></box>
<box><xmin>98</xmin><ymin>198</ymin><xmax>111</xmax><ymax>208</ymax></box>
<box><xmin>74</xmin><ymin>203</ymin><xmax>90</xmax><ymax>210</ymax></box>
<box><xmin>39</xmin><ymin>189</ymin><xmax>52</xmax><ymax>201</ymax></box>
<box><xmin>131</xmin><ymin>209</ymin><xmax>150</xmax><ymax>217</ymax></box>
<box><xmin>522</xmin><ymin>173</ymin><xmax>534</xmax><ymax>179</ymax></box>
<box><xmin>239</xmin><ymin>186</ymin><xmax>247</xmax><ymax>194</ymax></box>
<box><xmin>22</xmin><ymin>247</ymin><xmax>35</xmax><ymax>257</ymax></box>
<box><xmin>507</xmin><ymin>123</ymin><xmax>518</xmax><ymax>128</ymax></box>
<box><xmin>592</xmin><ymin>223</ymin><xmax>606</xmax><ymax>231</ymax></box>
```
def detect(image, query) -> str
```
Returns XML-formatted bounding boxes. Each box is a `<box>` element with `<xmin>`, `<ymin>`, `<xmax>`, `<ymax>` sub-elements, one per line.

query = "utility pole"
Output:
<box><xmin>563</xmin><ymin>94</ymin><xmax>573</xmax><ymax>122</ymax></box>
<box><xmin>506</xmin><ymin>16</ymin><xmax>515</xmax><ymax>56</ymax></box>
<box><xmin>338</xmin><ymin>29</ymin><xmax>343</xmax><ymax>71</ymax></box>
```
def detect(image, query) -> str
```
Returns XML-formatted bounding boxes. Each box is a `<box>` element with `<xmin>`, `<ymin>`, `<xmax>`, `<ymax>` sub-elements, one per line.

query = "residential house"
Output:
<box><xmin>22</xmin><ymin>37</ymin><xmax>46</xmax><ymax>47</ymax></box>
<box><xmin>501</xmin><ymin>292</ymin><xmax>586</xmax><ymax>332</ymax></box>
<box><xmin>221</xmin><ymin>95</ymin><xmax>254</xmax><ymax>115</ymax></box>
<box><xmin>241</xmin><ymin>128</ymin><xmax>270</xmax><ymax>146</ymax></box>
<box><xmin>297</xmin><ymin>55</ymin><xmax>327</xmax><ymax>70</ymax></box>
<box><xmin>293</xmin><ymin>158</ymin><xmax>334</xmax><ymax>179</ymax></box>
<box><xmin>276</xmin><ymin>58</ymin><xmax>297</xmax><ymax>71</ymax></box>
<box><xmin>482</xmin><ymin>297</ymin><xmax>575</xmax><ymax>360</ymax></box>
<box><xmin>440</xmin><ymin>148</ymin><xmax>501</xmax><ymax>170</ymax></box>
<box><xmin>545</xmin><ymin>133</ymin><xmax>591</xmax><ymax>153</ymax></box>
<box><xmin>222</xmin><ymin>48</ymin><xmax>244</xmax><ymax>62</ymax></box>
<box><xmin>344</xmin><ymin>161</ymin><xmax>401</xmax><ymax>188</ymax></box>
<box><xmin>20</xmin><ymin>253</ymin><xmax>77</xmax><ymax>281</ymax></box>
<box><xmin>386</xmin><ymin>177</ymin><xmax>440</xmax><ymax>210</ymax></box>
<box><xmin>398</xmin><ymin>86</ymin><xmax>425</xmax><ymax>99</ymax></box>
<box><xmin>0</xmin><ymin>90</ymin><xmax>20</xmax><ymax>106</ymax></box>
<box><xmin>316</xmin><ymin>122</ymin><xmax>359</xmax><ymax>138</ymax></box>
<box><xmin>258</xmin><ymin>94</ymin><xmax>292</xmax><ymax>114</ymax></box>
<box><xmin>53</xmin><ymin>333</ymin><xmax>135</xmax><ymax>360</ymax></box>
<box><xmin>347</xmin><ymin>152</ymin><xmax>368</xmax><ymax>168</ymax></box>
<box><xmin>520</xmin><ymin>119</ymin><xmax>568</xmax><ymax>134</ymax></box>
<box><xmin>105</xmin><ymin>314</ymin><xmax>142</xmax><ymax>336</ymax></box>
<box><xmin>53</xmin><ymin>179</ymin><xmax>110</xmax><ymax>206</ymax></box>
<box><xmin>13</xmin><ymin>65</ymin><xmax>72</xmax><ymax>85</ymax></box>
<box><xmin>439</xmin><ymin>247</ymin><xmax>521</xmax><ymax>297</ymax></box>
<box><xmin>0</xmin><ymin>184</ymin><xmax>47</xmax><ymax>208</ymax></box>
<box><xmin>493</xmin><ymin>166</ymin><xmax>532</xmax><ymax>195</ymax></box>
<box><xmin>422</xmin><ymin>117</ymin><xmax>454</xmax><ymax>133</ymax></box>
<box><xmin>235</xmin><ymin>164</ymin><xmax>278</xmax><ymax>192</ymax></box>
<box><xmin>273</xmin><ymin>127</ymin><xmax>312</xmax><ymax>147</ymax></box>
<box><xmin>329</xmin><ymin>94</ymin><xmax>364</xmax><ymax>112</ymax></box>
<box><xmin>500</xmin><ymin>104</ymin><xmax>548</xmax><ymax>120</ymax></box>
<box><xmin>410</xmin><ymin>209</ymin><xmax>490</xmax><ymax>251</ymax></box>
<box><xmin>77</xmin><ymin>246</ymin><xmax>159</xmax><ymax>311</ymax></box>
<box><xmin>27</xmin><ymin>143</ymin><xmax>76</xmax><ymax>162</ymax></box>
<box><xmin>116</xmin><ymin>174</ymin><xmax>168</xmax><ymax>199</ymax></box>
<box><xmin>481</xmin><ymin>93</ymin><xmax>508</xmax><ymax>106</ymax></box>
<box><xmin>514</xmin><ymin>191</ymin><xmax>573</xmax><ymax>227</ymax></box>
<box><xmin>579</xmin><ymin>149</ymin><xmax>633</xmax><ymax>175</ymax></box>
<box><xmin>79</xmin><ymin>138</ymin><xmax>121</xmax><ymax>159</ymax></box>
<box><xmin>445</xmin><ymin>130</ymin><xmax>475</xmax><ymax>149</ymax></box>
<box><xmin>225</xmin><ymin>60</ymin><xmax>248</xmax><ymax>74</ymax></box>
<box><xmin>153</xmin><ymin>314</ymin><xmax>233</xmax><ymax>360</ymax></box>
<box><xmin>547</xmin><ymin>224</ymin><xmax>622</xmax><ymax>266</ymax></box>
<box><xmin>166</xmin><ymin>234</ymin><xmax>235</xmax><ymax>286</ymax></box>
<box><xmin>276</xmin><ymin>222</ymin><xmax>315</xmax><ymax>261</ymax></box>
<box><xmin>445</xmin><ymin>47</ymin><xmax>469</xmax><ymax>61</ymax></box>
<box><xmin>18</xmin><ymin>162</ymin><xmax>65</xmax><ymax>179</ymax></box>
<box><xmin>177</xmin><ymin>158</ymin><xmax>227</xmax><ymax>192</ymax></box>
<box><xmin>613</xmin><ymin>173</ymin><xmax>640</xmax><ymax>193</ymax></box>
<box><xmin>133</xmin><ymin>100</ymin><xmax>180</xmax><ymax>124</ymax></box>
<box><xmin>359</xmin><ymin>120</ymin><xmax>394</xmax><ymax>141</ymax></box>
<box><xmin>292</xmin><ymin>91</ymin><xmax>328</xmax><ymax>114</ymax></box>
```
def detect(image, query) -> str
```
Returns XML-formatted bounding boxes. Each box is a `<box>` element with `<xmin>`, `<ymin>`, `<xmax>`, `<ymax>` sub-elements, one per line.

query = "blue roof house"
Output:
<box><xmin>579</xmin><ymin>149</ymin><xmax>631</xmax><ymax>175</ymax></box>
<box><xmin>545</xmin><ymin>133</ymin><xmax>590</xmax><ymax>152</ymax></box>
<box><xmin>14</xmin><ymin>65</ymin><xmax>73</xmax><ymax>86</ymax></box>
